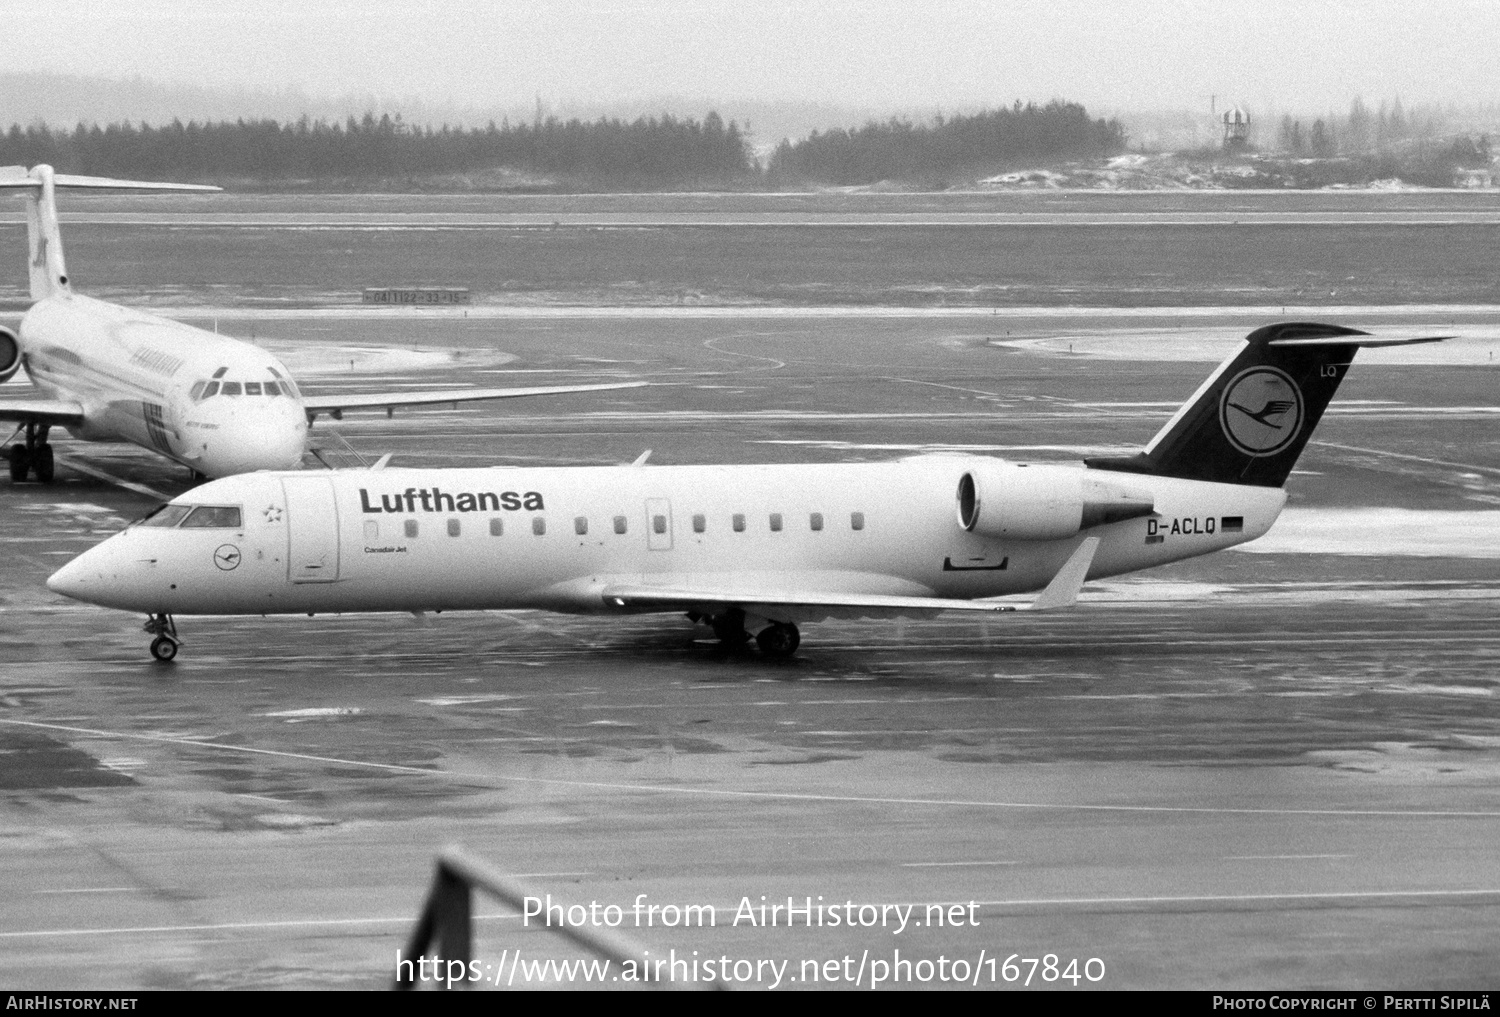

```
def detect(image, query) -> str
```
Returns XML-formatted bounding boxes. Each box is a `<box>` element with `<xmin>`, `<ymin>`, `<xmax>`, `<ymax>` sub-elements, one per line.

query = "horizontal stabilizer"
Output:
<box><xmin>302</xmin><ymin>380</ymin><xmax>647</xmax><ymax>418</ymax></box>
<box><xmin>1029</xmin><ymin>536</ymin><xmax>1100</xmax><ymax>611</ymax></box>
<box><xmin>1268</xmin><ymin>335</ymin><xmax>1453</xmax><ymax>348</ymax></box>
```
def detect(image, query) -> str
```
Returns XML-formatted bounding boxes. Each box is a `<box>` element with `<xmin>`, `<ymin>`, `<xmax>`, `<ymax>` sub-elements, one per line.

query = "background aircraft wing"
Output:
<box><xmin>301</xmin><ymin>381</ymin><xmax>648</xmax><ymax>418</ymax></box>
<box><xmin>0</xmin><ymin>398</ymin><xmax>85</xmax><ymax>424</ymax></box>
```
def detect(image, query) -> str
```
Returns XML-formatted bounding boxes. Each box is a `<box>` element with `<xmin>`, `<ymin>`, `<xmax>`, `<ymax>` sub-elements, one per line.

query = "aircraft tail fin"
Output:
<box><xmin>0</xmin><ymin>165</ymin><xmax>219</xmax><ymax>301</ymax></box>
<box><xmin>1083</xmin><ymin>322</ymin><xmax>1449</xmax><ymax>488</ymax></box>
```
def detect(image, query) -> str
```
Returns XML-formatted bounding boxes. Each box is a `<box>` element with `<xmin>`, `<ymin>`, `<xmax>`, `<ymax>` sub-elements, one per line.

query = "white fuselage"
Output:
<box><xmin>46</xmin><ymin>456</ymin><xmax>1286</xmax><ymax>618</ymax></box>
<box><xmin>20</xmin><ymin>292</ymin><xmax>308</xmax><ymax>476</ymax></box>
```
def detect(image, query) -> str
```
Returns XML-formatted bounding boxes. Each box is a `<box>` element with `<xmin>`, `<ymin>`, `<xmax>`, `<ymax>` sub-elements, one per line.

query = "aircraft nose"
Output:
<box><xmin>46</xmin><ymin>556</ymin><xmax>89</xmax><ymax>600</ymax></box>
<box><xmin>47</xmin><ymin>542</ymin><xmax>118</xmax><ymax>605</ymax></box>
<box><xmin>47</xmin><ymin>535</ymin><xmax>157</xmax><ymax>611</ymax></box>
<box><xmin>196</xmin><ymin>398</ymin><xmax>307</xmax><ymax>477</ymax></box>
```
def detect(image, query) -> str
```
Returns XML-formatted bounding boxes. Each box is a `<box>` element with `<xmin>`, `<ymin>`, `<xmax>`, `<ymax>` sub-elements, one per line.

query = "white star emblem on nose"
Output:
<box><xmin>263</xmin><ymin>505</ymin><xmax>283</xmax><ymax>522</ymax></box>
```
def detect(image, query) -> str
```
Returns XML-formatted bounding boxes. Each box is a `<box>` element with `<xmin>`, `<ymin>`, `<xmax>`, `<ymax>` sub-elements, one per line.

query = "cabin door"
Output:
<box><xmin>645</xmin><ymin>498</ymin><xmax>673</xmax><ymax>551</ymax></box>
<box><xmin>282</xmin><ymin>475</ymin><xmax>341</xmax><ymax>582</ymax></box>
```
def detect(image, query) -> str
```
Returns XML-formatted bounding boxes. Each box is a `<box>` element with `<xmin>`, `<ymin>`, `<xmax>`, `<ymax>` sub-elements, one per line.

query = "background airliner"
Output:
<box><xmin>48</xmin><ymin>321</ymin><xmax>1444</xmax><ymax>661</ymax></box>
<box><xmin>0</xmin><ymin>164</ymin><xmax>642</xmax><ymax>484</ymax></box>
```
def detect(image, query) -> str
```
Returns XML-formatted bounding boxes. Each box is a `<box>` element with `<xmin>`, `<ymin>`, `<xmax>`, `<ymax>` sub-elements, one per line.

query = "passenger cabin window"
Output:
<box><xmin>732</xmin><ymin>513</ymin><xmax>745</xmax><ymax>533</ymax></box>
<box><xmin>139</xmin><ymin>504</ymin><xmax>193</xmax><ymax>528</ymax></box>
<box><xmin>652</xmin><ymin>514</ymin><xmax>667</xmax><ymax>535</ymax></box>
<box><xmin>244</xmin><ymin>382</ymin><xmax>262</xmax><ymax>396</ymax></box>
<box><xmin>574</xmin><ymin>516</ymin><xmax>588</xmax><ymax>535</ymax></box>
<box><xmin>405</xmin><ymin>520</ymin><xmax>419</xmax><ymax>538</ymax></box>
<box><xmin>179</xmin><ymin>505</ymin><xmax>243</xmax><ymax>528</ymax></box>
<box><xmin>220</xmin><ymin>382</ymin><xmax>242</xmax><ymax>396</ymax></box>
<box><xmin>769</xmin><ymin>513</ymin><xmax>783</xmax><ymax>532</ymax></box>
<box><xmin>613</xmin><ymin>515</ymin><xmax>627</xmax><ymax>535</ymax></box>
<box><xmin>364</xmin><ymin>521</ymin><xmax>378</xmax><ymax>540</ymax></box>
<box><xmin>447</xmin><ymin>518</ymin><xmax>461</xmax><ymax>537</ymax></box>
<box><xmin>532</xmin><ymin>517</ymin><xmax>546</xmax><ymax>536</ymax></box>
<box><xmin>810</xmin><ymin>512</ymin><xmax>824</xmax><ymax>531</ymax></box>
<box><xmin>489</xmin><ymin>518</ymin><xmax>504</xmax><ymax>536</ymax></box>
<box><xmin>692</xmin><ymin>513</ymin><xmax>706</xmax><ymax>533</ymax></box>
<box><xmin>851</xmin><ymin>511</ymin><xmax>865</xmax><ymax>531</ymax></box>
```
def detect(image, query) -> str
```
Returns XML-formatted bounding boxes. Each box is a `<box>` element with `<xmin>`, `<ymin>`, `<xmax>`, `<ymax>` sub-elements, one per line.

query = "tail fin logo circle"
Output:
<box><xmin>1219</xmin><ymin>366</ymin><xmax>1303</xmax><ymax>457</ymax></box>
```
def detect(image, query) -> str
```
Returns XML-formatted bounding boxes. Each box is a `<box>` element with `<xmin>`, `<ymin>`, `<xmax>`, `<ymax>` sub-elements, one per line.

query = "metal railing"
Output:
<box><xmin>396</xmin><ymin>845</ymin><xmax>725</xmax><ymax>990</ymax></box>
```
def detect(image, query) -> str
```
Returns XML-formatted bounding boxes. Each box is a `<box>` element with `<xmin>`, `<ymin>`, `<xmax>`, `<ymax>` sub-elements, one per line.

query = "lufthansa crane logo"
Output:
<box><xmin>1219</xmin><ymin>367</ymin><xmax>1303</xmax><ymax>457</ymax></box>
<box><xmin>213</xmin><ymin>544</ymin><xmax>242</xmax><ymax>571</ymax></box>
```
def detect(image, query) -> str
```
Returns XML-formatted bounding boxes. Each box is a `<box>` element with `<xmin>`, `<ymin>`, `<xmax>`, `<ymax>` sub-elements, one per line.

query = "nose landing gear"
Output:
<box><xmin>144</xmin><ymin>613</ymin><xmax>179</xmax><ymax>662</ymax></box>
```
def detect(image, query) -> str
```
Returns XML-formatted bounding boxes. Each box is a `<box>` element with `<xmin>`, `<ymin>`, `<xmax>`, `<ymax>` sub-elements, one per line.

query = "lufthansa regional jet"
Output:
<box><xmin>0</xmin><ymin>165</ymin><xmax>643</xmax><ymax>484</ymax></box>
<box><xmin>48</xmin><ymin>321</ymin><xmax>1445</xmax><ymax>661</ymax></box>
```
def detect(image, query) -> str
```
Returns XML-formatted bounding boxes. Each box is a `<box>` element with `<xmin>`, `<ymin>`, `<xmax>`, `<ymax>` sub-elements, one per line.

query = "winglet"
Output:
<box><xmin>1029</xmin><ymin>536</ymin><xmax>1100</xmax><ymax>611</ymax></box>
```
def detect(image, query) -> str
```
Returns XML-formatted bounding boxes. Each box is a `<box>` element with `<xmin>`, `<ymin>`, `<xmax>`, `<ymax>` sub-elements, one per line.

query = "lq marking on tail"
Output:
<box><xmin>1219</xmin><ymin>366</ymin><xmax>1304</xmax><ymax>457</ymax></box>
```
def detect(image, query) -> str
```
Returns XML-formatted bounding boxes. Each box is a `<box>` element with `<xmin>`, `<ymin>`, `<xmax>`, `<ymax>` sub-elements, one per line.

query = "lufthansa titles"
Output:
<box><xmin>360</xmin><ymin>487</ymin><xmax>544</xmax><ymax>514</ymax></box>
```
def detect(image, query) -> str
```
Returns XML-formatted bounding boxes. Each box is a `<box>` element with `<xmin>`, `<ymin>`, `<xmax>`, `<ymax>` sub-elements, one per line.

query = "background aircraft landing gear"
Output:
<box><xmin>144</xmin><ymin>613</ymin><xmax>179</xmax><ymax>662</ymax></box>
<box><xmin>755</xmin><ymin>622</ymin><xmax>800</xmax><ymax>659</ymax></box>
<box><xmin>7</xmin><ymin>423</ymin><xmax>54</xmax><ymax>483</ymax></box>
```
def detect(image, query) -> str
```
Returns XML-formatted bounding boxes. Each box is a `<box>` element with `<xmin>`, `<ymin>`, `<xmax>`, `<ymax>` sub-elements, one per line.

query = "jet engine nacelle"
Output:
<box><xmin>0</xmin><ymin>326</ymin><xmax>20</xmax><ymax>383</ymax></box>
<box><xmin>956</xmin><ymin>461</ymin><xmax>1155</xmax><ymax>541</ymax></box>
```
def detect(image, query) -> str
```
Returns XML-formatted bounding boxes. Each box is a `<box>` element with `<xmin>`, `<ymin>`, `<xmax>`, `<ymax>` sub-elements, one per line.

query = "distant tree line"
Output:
<box><xmin>768</xmin><ymin>101</ymin><xmax>1126</xmax><ymax>185</ymax></box>
<box><xmin>1274</xmin><ymin>96</ymin><xmax>1467</xmax><ymax>158</ymax></box>
<box><xmin>0</xmin><ymin>111</ymin><xmax>753</xmax><ymax>186</ymax></box>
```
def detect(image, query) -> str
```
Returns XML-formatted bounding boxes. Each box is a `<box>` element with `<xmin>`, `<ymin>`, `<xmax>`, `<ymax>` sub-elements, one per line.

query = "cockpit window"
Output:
<box><xmin>220</xmin><ymin>382</ymin><xmax>242</xmax><ymax>396</ymax></box>
<box><xmin>179</xmin><ymin>505</ymin><xmax>243</xmax><ymax>528</ymax></box>
<box><xmin>212</xmin><ymin>367</ymin><xmax>228</xmax><ymax>379</ymax></box>
<box><xmin>139</xmin><ymin>504</ymin><xmax>193</xmax><ymax>528</ymax></box>
<box><xmin>244</xmin><ymin>382</ymin><xmax>262</xmax><ymax>395</ymax></box>
<box><xmin>201</xmin><ymin>381</ymin><xmax>220</xmax><ymax>398</ymax></box>
<box><xmin>189</xmin><ymin>381</ymin><xmax>206</xmax><ymax>400</ymax></box>
<box><xmin>263</xmin><ymin>381</ymin><xmax>280</xmax><ymax>396</ymax></box>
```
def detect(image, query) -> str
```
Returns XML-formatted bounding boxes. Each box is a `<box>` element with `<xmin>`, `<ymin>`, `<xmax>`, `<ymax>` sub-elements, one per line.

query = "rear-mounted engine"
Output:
<box><xmin>0</xmin><ymin>327</ymin><xmax>20</xmax><ymax>383</ymax></box>
<box><xmin>956</xmin><ymin>461</ymin><xmax>1154</xmax><ymax>541</ymax></box>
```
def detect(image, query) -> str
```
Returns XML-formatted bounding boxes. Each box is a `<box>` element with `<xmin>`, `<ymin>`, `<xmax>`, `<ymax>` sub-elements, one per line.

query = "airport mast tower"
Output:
<box><xmin>1222</xmin><ymin>107</ymin><xmax>1251</xmax><ymax>152</ymax></box>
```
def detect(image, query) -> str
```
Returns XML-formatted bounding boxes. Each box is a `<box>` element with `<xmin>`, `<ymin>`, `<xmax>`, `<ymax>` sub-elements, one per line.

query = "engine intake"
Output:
<box><xmin>957</xmin><ymin>461</ymin><xmax>1154</xmax><ymax>541</ymax></box>
<box><xmin>0</xmin><ymin>327</ymin><xmax>19</xmax><ymax>384</ymax></box>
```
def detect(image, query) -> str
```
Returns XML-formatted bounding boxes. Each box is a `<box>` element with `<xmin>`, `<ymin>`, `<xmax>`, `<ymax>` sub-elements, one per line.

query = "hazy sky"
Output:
<box><xmin>7</xmin><ymin>1</ymin><xmax>1498</xmax><ymax>114</ymax></box>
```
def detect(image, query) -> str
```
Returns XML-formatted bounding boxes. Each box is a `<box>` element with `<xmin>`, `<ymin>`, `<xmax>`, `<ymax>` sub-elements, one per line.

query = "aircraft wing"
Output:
<box><xmin>0</xmin><ymin>398</ymin><xmax>85</xmax><ymax>424</ymax></box>
<box><xmin>301</xmin><ymin>381</ymin><xmax>648</xmax><ymax>418</ymax></box>
<box><xmin>601</xmin><ymin>538</ymin><xmax>1100</xmax><ymax>621</ymax></box>
<box><xmin>0</xmin><ymin>169</ymin><xmax>220</xmax><ymax>193</ymax></box>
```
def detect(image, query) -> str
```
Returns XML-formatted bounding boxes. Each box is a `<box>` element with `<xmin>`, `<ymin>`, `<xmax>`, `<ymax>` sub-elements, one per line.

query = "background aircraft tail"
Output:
<box><xmin>1084</xmin><ymin>322</ymin><xmax>1447</xmax><ymax>488</ymax></box>
<box><xmin>0</xmin><ymin>165</ymin><xmax>218</xmax><ymax>301</ymax></box>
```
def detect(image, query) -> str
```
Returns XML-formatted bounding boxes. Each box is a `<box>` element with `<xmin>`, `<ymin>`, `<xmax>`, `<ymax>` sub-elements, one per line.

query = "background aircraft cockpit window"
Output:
<box><xmin>179</xmin><ymin>506</ymin><xmax>243</xmax><ymax>528</ymax></box>
<box><xmin>220</xmin><ymin>382</ymin><xmax>242</xmax><ymax>396</ymax></box>
<box><xmin>202</xmin><ymin>381</ymin><xmax>220</xmax><ymax>398</ymax></box>
<box><xmin>139</xmin><ymin>504</ymin><xmax>193</xmax><ymax>528</ymax></box>
<box><xmin>244</xmin><ymin>382</ymin><xmax>262</xmax><ymax>395</ymax></box>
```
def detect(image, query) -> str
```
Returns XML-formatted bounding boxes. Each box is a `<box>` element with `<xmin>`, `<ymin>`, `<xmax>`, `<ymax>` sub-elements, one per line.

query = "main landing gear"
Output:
<box><xmin>755</xmin><ymin>622</ymin><xmax>801</xmax><ymax>659</ymax></box>
<box><xmin>144</xmin><ymin>613</ymin><xmax>179</xmax><ymax>662</ymax></box>
<box><xmin>7</xmin><ymin>422</ymin><xmax>54</xmax><ymax>483</ymax></box>
<box><xmin>698</xmin><ymin>609</ymin><xmax>802</xmax><ymax>659</ymax></box>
